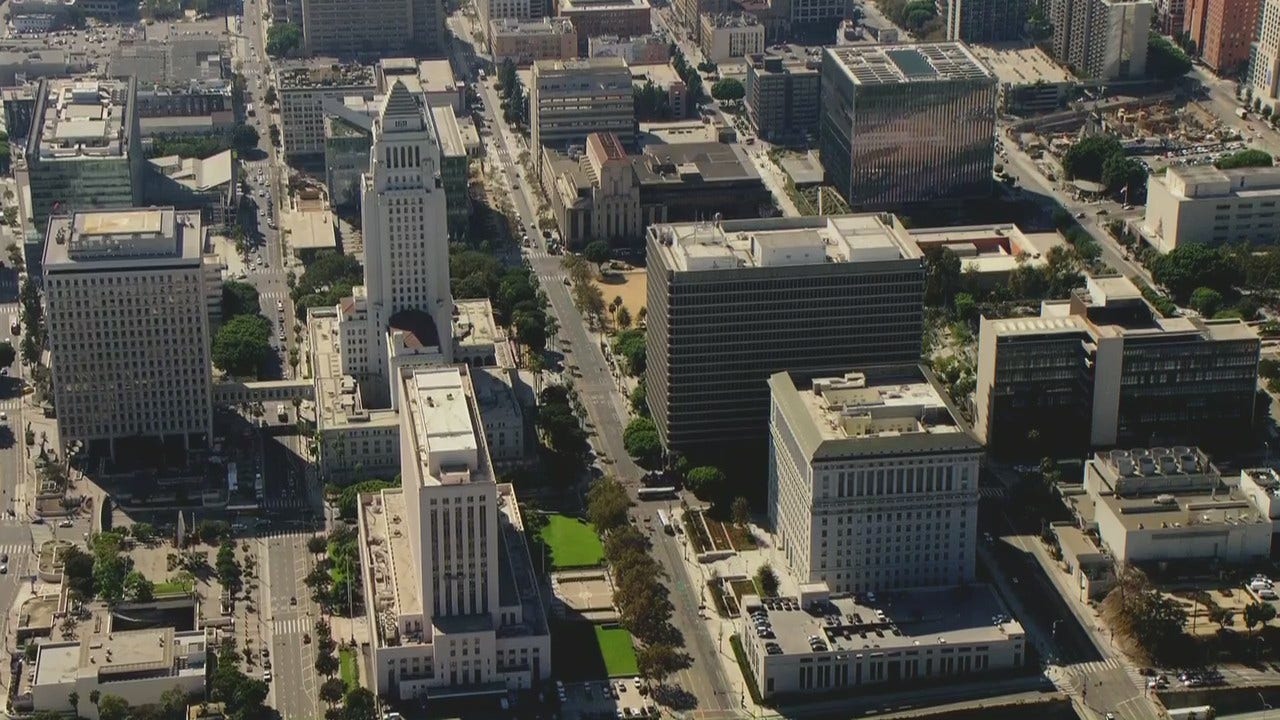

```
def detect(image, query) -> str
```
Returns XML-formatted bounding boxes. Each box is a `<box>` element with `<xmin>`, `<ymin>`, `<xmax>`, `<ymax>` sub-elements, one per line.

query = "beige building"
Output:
<box><xmin>276</xmin><ymin>61</ymin><xmax>376</xmax><ymax>159</ymax></box>
<box><xmin>29</xmin><ymin>628</ymin><xmax>207</xmax><ymax>720</ymax></box>
<box><xmin>531</xmin><ymin>57</ymin><xmax>635</xmax><ymax>149</ymax></box>
<box><xmin>1250</xmin><ymin>0</ymin><xmax>1280</xmax><ymax>110</ymax></box>
<box><xmin>478</xmin><ymin>0</ymin><xmax>531</xmax><ymax>38</ymax></box>
<box><xmin>1048</xmin><ymin>0</ymin><xmax>1152</xmax><ymax>79</ymax></box>
<box><xmin>699</xmin><ymin>12</ymin><xmax>766</xmax><ymax>62</ymax></box>
<box><xmin>1143</xmin><ymin>164</ymin><xmax>1280</xmax><ymax>252</ymax></box>
<box><xmin>908</xmin><ymin>223</ymin><xmax>1066</xmax><ymax>287</ymax></box>
<box><xmin>588</xmin><ymin>33</ymin><xmax>672</xmax><ymax>64</ymax></box>
<box><xmin>43</xmin><ymin>208</ymin><xmax>213</xmax><ymax>460</ymax></box>
<box><xmin>769</xmin><ymin>367</ymin><xmax>980</xmax><ymax>595</ymax></box>
<box><xmin>541</xmin><ymin>132</ymin><xmax>641</xmax><ymax>247</ymax></box>
<box><xmin>490</xmin><ymin>17</ymin><xmax>578</xmax><ymax>65</ymax></box>
<box><xmin>357</xmin><ymin>367</ymin><xmax>550</xmax><ymax>700</ymax></box>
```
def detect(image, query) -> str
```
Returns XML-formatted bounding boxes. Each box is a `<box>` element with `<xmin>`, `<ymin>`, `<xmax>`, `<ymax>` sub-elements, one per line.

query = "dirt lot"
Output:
<box><xmin>593</xmin><ymin>270</ymin><xmax>647</xmax><ymax>323</ymax></box>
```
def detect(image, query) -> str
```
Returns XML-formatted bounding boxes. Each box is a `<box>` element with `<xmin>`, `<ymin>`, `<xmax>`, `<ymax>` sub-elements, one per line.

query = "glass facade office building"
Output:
<box><xmin>819</xmin><ymin>43</ymin><xmax>998</xmax><ymax>210</ymax></box>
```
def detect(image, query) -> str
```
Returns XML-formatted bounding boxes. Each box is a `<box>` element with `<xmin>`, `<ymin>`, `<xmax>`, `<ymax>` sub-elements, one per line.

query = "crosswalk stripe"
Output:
<box><xmin>271</xmin><ymin>617</ymin><xmax>310</xmax><ymax>635</ymax></box>
<box><xmin>978</xmin><ymin>487</ymin><xmax>1007</xmax><ymax>499</ymax></box>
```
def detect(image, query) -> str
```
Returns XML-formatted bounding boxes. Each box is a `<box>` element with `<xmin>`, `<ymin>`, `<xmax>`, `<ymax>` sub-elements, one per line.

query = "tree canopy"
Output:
<box><xmin>710</xmin><ymin>78</ymin><xmax>745</xmax><ymax>102</ymax></box>
<box><xmin>1216</xmin><ymin>149</ymin><xmax>1274</xmax><ymax>169</ymax></box>
<box><xmin>612</xmin><ymin>329</ymin><xmax>646</xmax><ymax>376</ymax></box>
<box><xmin>1147</xmin><ymin>35</ymin><xmax>1192</xmax><ymax>81</ymax></box>
<box><xmin>685</xmin><ymin>465</ymin><xmax>726</xmax><ymax>502</ymax></box>
<box><xmin>923</xmin><ymin>247</ymin><xmax>961</xmax><ymax>308</ymax></box>
<box><xmin>0</xmin><ymin>340</ymin><xmax>13</xmax><ymax>369</ymax></box>
<box><xmin>1151</xmin><ymin>244</ymin><xmax>1240</xmax><ymax>302</ymax></box>
<box><xmin>221</xmin><ymin>281</ymin><xmax>261</xmax><ymax>319</ymax></box>
<box><xmin>1062</xmin><ymin>135</ymin><xmax>1125</xmax><ymax>182</ymax></box>
<box><xmin>212</xmin><ymin>314</ymin><xmax>272</xmax><ymax>377</ymax></box>
<box><xmin>623</xmin><ymin>417</ymin><xmax>662</xmax><ymax>467</ymax></box>
<box><xmin>266</xmin><ymin>24</ymin><xmax>302</xmax><ymax>58</ymax></box>
<box><xmin>292</xmin><ymin>251</ymin><xmax>363</xmax><ymax>320</ymax></box>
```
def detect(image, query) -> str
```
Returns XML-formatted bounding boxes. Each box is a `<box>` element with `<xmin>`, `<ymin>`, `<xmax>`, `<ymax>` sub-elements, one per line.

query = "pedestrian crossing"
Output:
<box><xmin>272</xmin><ymin>617</ymin><xmax>310</xmax><ymax>635</ymax></box>
<box><xmin>1057</xmin><ymin>658</ymin><xmax>1145</xmax><ymax>693</ymax></box>
<box><xmin>0</xmin><ymin>543</ymin><xmax>30</xmax><ymax>557</ymax></box>
<box><xmin>260</xmin><ymin>495</ymin><xmax>311</xmax><ymax>512</ymax></box>
<box><xmin>978</xmin><ymin>487</ymin><xmax>1008</xmax><ymax>499</ymax></box>
<box><xmin>0</xmin><ymin>398</ymin><xmax>20</xmax><ymax>410</ymax></box>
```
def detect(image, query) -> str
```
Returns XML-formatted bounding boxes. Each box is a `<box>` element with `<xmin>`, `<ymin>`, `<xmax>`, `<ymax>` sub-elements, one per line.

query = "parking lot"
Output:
<box><xmin>554</xmin><ymin>679</ymin><xmax>659</xmax><ymax>720</ymax></box>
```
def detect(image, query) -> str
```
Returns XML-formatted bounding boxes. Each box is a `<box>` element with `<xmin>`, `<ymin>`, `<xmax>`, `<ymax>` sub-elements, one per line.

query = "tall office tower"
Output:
<box><xmin>1249</xmin><ymin>0</ymin><xmax>1280</xmax><ymax>109</ymax></box>
<box><xmin>358</xmin><ymin>366</ymin><xmax>551</xmax><ymax>699</ymax></box>
<box><xmin>745</xmin><ymin>50</ymin><xmax>821</xmax><ymax>143</ymax></box>
<box><xmin>17</xmin><ymin>77</ymin><xmax>144</xmax><ymax>237</ymax></box>
<box><xmin>768</xmin><ymin>367</ymin><xmax>981</xmax><ymax>594</ymax></box>
<box><xmin>530</xmin><ymin>58</ymin><xmax>635</xmax><ymax>150</ymax></box>
<box><xmin>945</xmin><ymin>0</ymin><xmax>1029</xmax><ymax>41</ymax></box>
<box><xmin>43</xmin><ymin>208</ymin><xmax>213</xmax><ymax>460</ymax></box>
<box><xmin>976</xmin><ymin>276</ymin><xmax>1261</xmax><ymax>457</ymax></box>
<box><xmin>290</xmin><ymin>0</ymin><xmax>443</xmax><ymax>57</ymax></box>
<box><xmin>644</xmin><ymin>214</ymin><xmax>925</xmax><ymax>452</ymax></box>
<box><xmin>1183</xmin><ymin>0</ymin><xmax>1260</xmax><ymax>73</ymax></box>
<box><xmin>1048</xmin><ymin>0</ymin><xmax>1153</xmax><ymax>79</ymax></box>
<box><xmin>818</xmin><ymin>44</ymin><xmax>997</xmax><ymax>210</ymax></box>
<box><xmin>349</xmin><ymin>81</ymin><xmax>453</xmax><ymax>402</ymax></box>
<box><xmin>276</xmin><ymin>61</ymin><xmax>377</xmax><ymax>161</ymax></box>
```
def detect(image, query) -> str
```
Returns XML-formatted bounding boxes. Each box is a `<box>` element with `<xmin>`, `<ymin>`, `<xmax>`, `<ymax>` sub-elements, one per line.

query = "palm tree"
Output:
<box><xmin>89</xmin><ymin>690</ymin><xmax>100</xmax><ymax>713</ymax></box>
<box><xmin>68</xmin><ymin>691</ymin><xmax>79</xmax><ymax>716</ymax></box>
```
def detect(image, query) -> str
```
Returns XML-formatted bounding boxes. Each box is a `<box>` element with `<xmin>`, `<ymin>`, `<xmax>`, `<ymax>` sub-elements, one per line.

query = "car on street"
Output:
<box><xmin>59</xmin><ymin>519</ymin><xmax>73</xmax><ymax>528</ymax></box>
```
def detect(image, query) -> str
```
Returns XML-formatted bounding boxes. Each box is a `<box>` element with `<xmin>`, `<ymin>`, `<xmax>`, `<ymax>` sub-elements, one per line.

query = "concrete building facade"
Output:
<box><xmin>644</xmin><ymin>214</ymin><xmax>925</xmax><ymax>451</ymax></box>
<box><xmin>769</xmin><ymin>367</ymin><xmax>981</xmax><ymax>594</ymax></box>
<box><xmin>1049</xmin><ymin>0</ymin><xmax>1153</xmax><ymax>79</ymax></box>
<box><xmin>699</xmin><ymin>13</ymin><xmax>766</xmax><ymax>62</ymax></box>
<box><xmin>1143</xmin><ymin>163</ymin><xmax>1280</xmax><ymax>252</ymax></box>
<box><xmin>43</xmin><ymin>208</ymin><xmax>213</xmax><ymax>460</ymax></box>
<box><xmin>1249</xmin><ymin>0</ymin><xmax>1280</xmax><ymax>109</ymax></box>
<box><xmin>276</xmin><ymin>61</ymin><xmax>376</xmax><ymax>160</ymax></box>
<box><xmin>557</xmin><ymin>0</ymin><xmax>652</xmax><ymax>51</ymax></box>
<box><xmin>489</xmin><ymin>17</ymin><xmax>579</xmax><ymax>65</ymax></box>
<box><xmin>285</xmin><ymin>0</ymin><xmax>443</xmax><ymax>57</ymax></box>
<box><xmin>746</xmin><ymin>50</ymin><xmax>821</xmax><ymax>142</ymax></box>
<box><xmin>530</xmin><ymin>57</ymin><xmax>635</xmax><ymax>150</ymax></box>
<box><xmin>357</xmin><ymin>367</ymin><xmax>550</xmax><ymax>701</ymax></box>
<box><xmin>975</xmin><ymin>276</ymin><xmax>1261</xmax><ymax>457</ymax></box>
<box><xmin>818</xmin><ymin>44</ymin><xmax>997</xmax><ymax>210</ymax></box>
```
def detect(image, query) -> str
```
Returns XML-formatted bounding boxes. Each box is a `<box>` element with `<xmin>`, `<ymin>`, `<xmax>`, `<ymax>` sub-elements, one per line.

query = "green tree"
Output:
<box><xmin>212</xmin><ymin>314</ymin><xmax>272</xmax><ymax>376</ymax></box>
<box><xmin>630</xmin><ymin>381</ymin><xmax>649</xmax><ymax>416</ymax></box>
<box><xmin>636</xmin><ymin>643</ymin><xmax>687</xmax><ymax>685</ymax></box>
<box><xmin>123</xmin><ymin>570</ymin><xmax>155</xmax><ymax>602</ymax></box>
<box><xmin>315</xmin><ymin>650</ymin><xmax>340</xmax><ymax>676</ymax></box>
<box><xmin>612</xmin><ymin>329</ymin><xmax>646</xmax><ymax>376</ymax></box>
<box><xmin>221</xmin><ymin>280</ymin><xmax>261</xmax><ymax>319</ymax></box>
<box><xmin>755</xmin><ymin>563</ymin><xmax>779</xmax><ymax>596</ymax></box>
<box><xmin>1189</xmin><ymin>286</ymin><xmax>1224</xmax><ymax>316</ymax></box>
<box><xmin>131</xmin><ymin>522</ymin><xmax>157</xmax><ymax>545</ymax></box>
<box><xmin>342</xmin><ymin>687</ymin><xmax>378</xmax><ymax>720</ymax></box>
<box><xmin>1216</xmin><ymin>148</ymin><xmax>1274</xmax><ymax>169</ymax></box>
<box><xmin>1207</xmin><ymin>604</ymin><xmax>1235</xmax><ymax>631</ymax></box>
<box><xmin>731</xmin><ymin>496</ymin><xmax>751</xmax><ymax>527</ymax></box>
<box><xmin>954</xmin><ymin>292</ymin><xmax>977</xmax><ymax>323</ymax></box>
<box><xmin>616</xmin><ymin>306</ymin><xmax>633</xmax><ymax>329</ymax></box>
<box><xmin>711</xmin><ymin>77</ymin><xmax>745</xmax><ymax>101</ymax></box>
<box><xmin>266</xmin><ymin>23</ymin><xmax>302</xmax><ymax>57</ymax></box>
<box><xmin>537</xmin><ymin>385</ymin><xmax>587</xmax><ymax>454</ymax></box>
<box><xmin>97</xmin><ymin>694</ymin><xmax>130</xmax><ymax>720</ymax></box>
<box><xmin>1062</xmin><ymin>135</ymin><xmax>1125</xmax><ymax>182</ymax></box>
<box><xmin>583</xmin><ymin>240</ymin><xmax>611</xmax><ymax>268</ymax></box>
<box><xmin>320</xmin><ymin>677</ymin><xmax>345</xmax><ymax>705</ymax></box>
<box><xmin>1151</xmin><ymin>245</ymin><xmax>1240</xmax><ymax>301</ymax></box>
<box><xmin>1147</xmin><ymin>35</ymin><xmax>1193</xmax><ymax>80</ymax></box>
<box><xmin>0</xmin><ymin>341</ymin><xmax>14</xmax><ymax>368</ymax></box>
<box><xmin>623</xmin><ymin>417</ymin><xmax>662</xmax><ymax>467</ymax></box>
<box><xmin>587</xmin><ymin>476</ymin><xmax>631</xmax><ymax>532</ymax></box>
<box><xmin>1101</xmin><ymin>153</ymin><xmax>1147</xmax><ymax>195</ymax></box>
<box><xmin>230</xmin><ymin>124</ymin><xmax>260</xmax><ymax>153</ymax></box>
<box><xmin>1245</xmin><ymin>600</ymin><xmax>1277</xmax><ymax>635</ymax></box>
<box><xmin>685</xmin><ymin>466</ymin><xmax>726</xmax><ymax>502</ymax></box>
<box><xmin>923</xmin><ymin>246</ymin><xmax>962</xmax><ymax>307</ymax></box>
<box><xmin>67</xmin><ymin>691</ymin><xmax>79</xmax><ymax>716</ymax></box>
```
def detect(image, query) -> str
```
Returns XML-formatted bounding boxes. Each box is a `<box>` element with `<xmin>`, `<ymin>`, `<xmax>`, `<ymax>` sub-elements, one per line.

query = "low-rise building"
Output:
<box><xmin>558</xmin><ymin>0</ymin><xmax>652</xmax><ymax>52</ymax></box>
<box><xmin>146</xmin><ymin>150</ymin><xmax>237</xmax><ymax>228</ymax></box>
<box><xmin>737</xmin><ymin>584</ymin><xmax>1024</xmax><ymax>700</ymax></box>
<box><xmin>588</xmin><ymin>33</ymin><xmax>672</xmax><ymax>64</ymax></box>
<box><xmin>29</xmin><ymin>628</ymin><xmax>207</xmax><ymax>720</ymax></box>
<box><xmin>1052</xmin><ymin>525</ymin><xmax>1115</xmax><ymax>600</ymax></box>
<box><xmin>745</xmin><ymin>48</ymin><xmax>820</xmax><ymax>142</ymax></box>
<box><xmin>967</xmin><ymin>43</ymin><xmax>1079</xmax><ymax>115</ymax></box>
<box><xmin>541</xmin><ymin>132</ymin><xmax>641</xmax><ymax>247</ymax></box>
<box><xmin>699</xmin><ymin>12</ymin><xmax>766</xmax><ymax>62</ymax></box>
<box><xmin>632</xmin><ymin>140</ymin><xmax>773</xmax><ymax>223</ymax></box>
<box><xmin>1075</xmin><ymin>448</ymin><xmax>1272</xmax><ymax>564</ymax></box>
<box><xmin>490</xmin><ymin>17</ymin><xmax>579</xmax><ymax>66</ymax></box>
<box><xmin>975</xmin><ymin>275</ymin><xmax>1260</xmax><ymax>457</ymax></box>
<box><xmin>908</xmin><ymin>223</ymin><xmax>1066</xmax><ymax>287</ymax></box>
<box><xmin>357</xmin><ymin>367</ymin><xmax>550</xmax><ymax>701</ymax></box>
<box><xmin>0</xmin><ymin>50</ymin><xmax>88</xmax><ymax>86</ymax></box>
<box><xmin>1237</xmin><ymin>467</ymin><xmax>1280</xmax><ymax>535</ymax></box>
<box><xmin>1143</xmin><ymin>164</ymin><xmax>1280</xmax><ymax>252</ymax></box>
<box><xmin>631</xmin><ymin>62</ymin><xmax>690</xmax><ymax>119</ymax></box>
<box><xmin>768</xmin><ymin>366</ymin><xmax>981</xmax><ymax>594</ymax></box>
<box><xmin>417</xmin><ymin>59</ymin><xmax>464</xmax><ymax>113</ymax></box>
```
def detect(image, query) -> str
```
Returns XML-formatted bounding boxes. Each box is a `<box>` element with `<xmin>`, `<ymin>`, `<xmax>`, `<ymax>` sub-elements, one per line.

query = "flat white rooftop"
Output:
<box><xmin>403</xmin><ymin>367</ymin><xmax>486</xmax><ymax>486</ymax></box>
<box><xmin>824</xmin><ymin>43</ymin><xmax>994</xmax><ymax>87</ymax></box>
<box><xmin>651</xmin><ymin>214</ymin><xmax>921</xmax><ymax>273</ymax></box>
<box><xmin>802</xmin><ymin>370</ymin><xmax>963</xmax><ymax>441</ymax></box>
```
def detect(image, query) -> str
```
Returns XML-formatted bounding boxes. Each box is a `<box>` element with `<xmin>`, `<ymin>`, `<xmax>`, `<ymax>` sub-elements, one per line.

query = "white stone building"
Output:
<box><xmin>698</xmin><ymin>13</ymin><xmax>766</xmax><ymax>62</ymax></box>
<box><xmin>768</xmin><ymin>367</ymin><xmax>981</xmax><ymax>594</ymax></box>
<box><xmin>43</xmin><ymin>208</ymin><xmax>213</xmax><ymax>460</ymax></box>
<box><xmin>1143</xmin><ymin>165</ymin><xmax>1280</xmax><ymax>252</ymax></box>
<box><xmin>357</xmin><ymin>367</ymin><xmax>550</xmax><ymax>700</ymax></box>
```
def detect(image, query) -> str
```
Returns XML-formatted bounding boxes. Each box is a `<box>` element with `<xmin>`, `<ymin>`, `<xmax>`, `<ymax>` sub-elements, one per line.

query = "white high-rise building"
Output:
<box><xmin>767</xmin><ymin>366</ymin><xmax>982</xmax><ymax>594</ymax></box>
<box><xmin>1250</xmin><ymin>0</ymin><xmax>1280</xmax><ymax>110</ymax></box>
<box><xmin>342</xmin><ymin>80</ymin><xmax>454</xmax><ymax>405</ymax></box>
<box><xmin>356</xmin><ymin>366</ymin><xmax>550</xmax><ymax>699</ymax></box>
<box><xmin>43</xmin><ymin>208</ymin><xmax>213</xmax><ymax>460</ymax></box>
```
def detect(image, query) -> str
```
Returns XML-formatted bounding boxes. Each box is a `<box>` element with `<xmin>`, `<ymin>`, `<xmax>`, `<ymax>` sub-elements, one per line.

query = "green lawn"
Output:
<box><xmin>153</xmin><ymin>579</ymin><xmax>192</xmax><ymax>595</ymax></box>
<box><xmin>538</xmin><ymin>514</ymin><xmax>604</xmax><ymax>569</ymax></box>
<box><xmin>550</xmin><ymin>622</ymin><xmax>638</xmax><ymax>680</ymax></box>
<box><xmin>339</xmin><ymin>647</ymin><xmax>358</xmax><ymax>690</ymax></box>
<box><xmin>594</xmin><ymin>625</ymin><xmax>639</xmax><ymax>677</ymax></box>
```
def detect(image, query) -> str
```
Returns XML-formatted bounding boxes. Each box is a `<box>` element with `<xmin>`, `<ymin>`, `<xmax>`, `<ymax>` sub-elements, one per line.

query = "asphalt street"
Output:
<box><xmin>263</xmin><ymin>528</ymin><xmax>322</xmax><ymax>720</ymax></box>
